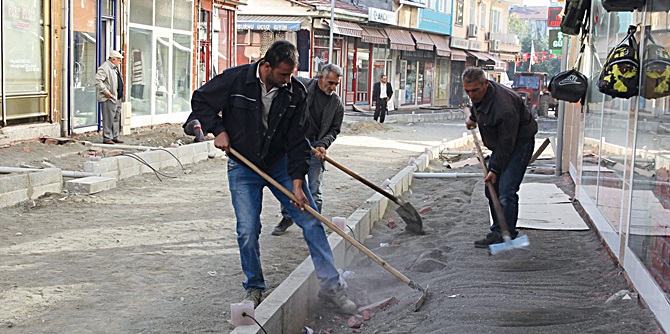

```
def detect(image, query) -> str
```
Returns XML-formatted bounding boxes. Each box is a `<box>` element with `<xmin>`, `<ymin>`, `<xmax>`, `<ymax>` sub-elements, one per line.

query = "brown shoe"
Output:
<box><xmin>112</xmin><ymin>138</ymin><xmax>124</xmax><ymax>144</ymax></box>
<box><xmin>103</xmin><ymin>139</ymin><xmax>115</xmax><ymax>144</ymax></box>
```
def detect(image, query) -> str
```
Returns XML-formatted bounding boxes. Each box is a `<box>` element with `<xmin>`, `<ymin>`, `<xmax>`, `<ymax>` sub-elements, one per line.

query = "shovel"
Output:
<box><xmin>313</xmin><ymin>148</ymin><xmax>424</xmax><ymax>235</ymax></box>
<box><xmin>229</xmin><ymin>148</ymin><xmax>429</xmax><ymax>311</ymax></box>
<box><xmin>471</xmin><ymin>129</ymin><xmax>530</xmax><ymax>255</ymax></box>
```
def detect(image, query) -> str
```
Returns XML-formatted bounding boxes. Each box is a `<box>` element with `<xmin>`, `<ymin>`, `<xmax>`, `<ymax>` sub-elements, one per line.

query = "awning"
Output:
<box><xmin>467</xmin><ymin>51</ymin><xmax>493</xmax><ymax>61</ymax></box>
<box><xmin>361</xmin><ymin>26</ymin><xmax>388</xmax><ymax>44</ymax></box>
<box><xmin>410</xmin><ymin>31</ymin><xmax>434</xmax><ymax>51</ymax></box>
<box><xmin>450</xmin><ymin>48</ymin><xmax>467</xmax><ymax>61</ymax></box>
<box><xmin>429</xmin><ymin>34</ymin><xmax>451</xmax><ymax>57</ymax></box>
<box><xmin>237</xmin><ymin>15</ymin><xmax>303</xmax><ymax>31</ymax></box>
<box><xmin>323</xmin><ymin>19</ymin><xmax>362</xmax><ymax>38</ymax></box>
<box><xmin>384</xmin><ymin>28</ymin><xmax>415</xmax><ymax>51</ymax></box>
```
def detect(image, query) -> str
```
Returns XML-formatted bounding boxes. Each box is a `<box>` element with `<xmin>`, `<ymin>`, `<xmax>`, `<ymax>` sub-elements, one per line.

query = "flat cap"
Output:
<box><xmin>109</xmin><ymin>50</ymin><xmax>123</xmax><ymax>59</ymax></box>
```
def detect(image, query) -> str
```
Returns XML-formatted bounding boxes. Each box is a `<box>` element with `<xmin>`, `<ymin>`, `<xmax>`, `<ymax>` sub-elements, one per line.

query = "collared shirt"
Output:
<box><xmin>379</xmin><ymin>82</ymin><xmax>387</xmax><ymax>99</ymax></box>
<box><xmin>256</xmin><ymin>64</ymin><xmax>279</xmax><ymax>132</ymax></box>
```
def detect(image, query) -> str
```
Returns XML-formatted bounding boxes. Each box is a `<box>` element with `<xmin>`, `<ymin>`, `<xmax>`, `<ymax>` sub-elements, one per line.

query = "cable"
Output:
<box><xmin>242</xmin><ymin>312</ymin><xmax>268</xmax><ymax>334</ymax></box>
<box><xmin>118</xmin><ymin>148</ymin><xmax>186</xmax><ymax>181</ymax></box>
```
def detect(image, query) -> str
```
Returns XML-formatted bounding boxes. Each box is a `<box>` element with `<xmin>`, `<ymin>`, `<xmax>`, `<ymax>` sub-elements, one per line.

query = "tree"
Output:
<box><xmin>507</xmin><ymin>14</ymin><xmax>560</xmax><ymax>77</ymax></box>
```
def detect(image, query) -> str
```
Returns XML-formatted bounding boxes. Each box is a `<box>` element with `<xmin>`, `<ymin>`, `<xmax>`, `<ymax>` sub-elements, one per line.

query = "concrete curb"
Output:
<box><xmin>345</xmin><ymin>109</ymin><xmax>466</xmax><ymax>124</ymax></box>
<box><xmin>0</xmin><ymin>168</ymin><xmax>63</xmax><ymax>208</ymax></box>
<box><xmin>230</xmin><ymin>137</ymin><xmax>469</xmax><ymax>334</ymax></box>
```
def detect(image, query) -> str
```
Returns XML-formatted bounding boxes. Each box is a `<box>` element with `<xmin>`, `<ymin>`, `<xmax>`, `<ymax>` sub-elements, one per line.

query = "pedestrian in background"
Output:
<box><xmin>95</xmin><ymin>50</ymin><xmax>125</xmax><ymax>144</ymax></box>
<box><xmin>187</xmin><ymin>41</ymin><xmax>357</xmax><ymax>314</ymax></box>
<box><xmin>372</xmin><ymin>74</ymin><xmax>393</xmax><ymax>123</ymax></box>
<box><xmin>463</xmin><ymin>67</ymin><xmax>537</xmax><ymax>248</ymax></box>
<box><xmin>272</xmin><ymin>64</ymin><xmax>345</xmax><ymax>236</ymax></box>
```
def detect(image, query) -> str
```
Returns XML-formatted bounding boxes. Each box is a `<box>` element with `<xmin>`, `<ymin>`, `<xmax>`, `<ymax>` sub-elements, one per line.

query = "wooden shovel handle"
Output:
<box><xmin>312</xmin><ymin>147</ymin><xmax>401</xmax><ymax>205</ymax></box>
<box><xmin>229</xmin><ymin>148</ymin><xmax>413</xmax><ymax>286</ymax></box>
<box><xmin>470</xmin><ymin>129</ymin><xmax>512</xmax><ymax>236</ymax></box>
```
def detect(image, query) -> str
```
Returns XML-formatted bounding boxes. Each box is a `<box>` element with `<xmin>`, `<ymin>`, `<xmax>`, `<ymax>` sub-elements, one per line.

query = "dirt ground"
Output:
<box><xmin>0</xmin><ymin>119</ymin><xmax>663</xmax><ymax>333</ymax></box>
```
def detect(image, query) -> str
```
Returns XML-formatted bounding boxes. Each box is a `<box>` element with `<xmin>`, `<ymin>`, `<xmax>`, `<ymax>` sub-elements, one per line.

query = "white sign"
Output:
<box><xmin>450</xmin><ymin>37</ymin><xmax>469</xmax><ymax>49</ymax></box>
<box><xmin>368</xmin><ymin>7</ymin><xmax>397</xmax><ymax>25</ymax></box>
<box><xmin>469</xmin><ymin>40</ymin><xmax>482</xmax><ymax>51</ymax></box>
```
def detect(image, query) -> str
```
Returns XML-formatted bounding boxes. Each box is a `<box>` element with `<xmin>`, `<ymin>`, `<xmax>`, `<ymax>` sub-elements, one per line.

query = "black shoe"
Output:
<box><xmin>244</xmin><ymin>288</ymin><xmax>263</xmax><ymax>308</ymax></box>
<box><xmin>474</xmin><ymin>233</ymin><xmax>504</xmax><ymax>248</ymax></box>
<box><xmin>271</xmin><ymin>217</ymin><xmax>294</xmax><ymax>236</ymax></box>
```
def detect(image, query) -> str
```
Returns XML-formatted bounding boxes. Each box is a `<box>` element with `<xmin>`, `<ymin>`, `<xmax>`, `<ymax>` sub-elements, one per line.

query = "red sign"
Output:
<box><xmin>548</xmin><ymin>7</ymin><xmax>562</xmax><ymax>27</ymax></box>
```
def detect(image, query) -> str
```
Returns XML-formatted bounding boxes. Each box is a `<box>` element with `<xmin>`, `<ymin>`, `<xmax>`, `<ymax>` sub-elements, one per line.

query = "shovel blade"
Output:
<box><xmin>396</xmin><ymin>201</ymin><xmax>424</xmax><ymax>235</ymax></box>
<box><xmin>488</xmin><ymin>235</ymin><xmax>530</xmax><ymax>255</ymax></box>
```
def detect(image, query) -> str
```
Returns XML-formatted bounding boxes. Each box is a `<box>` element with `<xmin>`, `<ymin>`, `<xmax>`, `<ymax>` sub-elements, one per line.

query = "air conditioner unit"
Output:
<box><xmin>490</xmin><ymin>40</ymin><xmax>500</xmax><ymax>51</ymax></box>
<box><xmin>467</xmin><ymin>24</ymin><xmax>479</xmax><ymax>38</ymax></box>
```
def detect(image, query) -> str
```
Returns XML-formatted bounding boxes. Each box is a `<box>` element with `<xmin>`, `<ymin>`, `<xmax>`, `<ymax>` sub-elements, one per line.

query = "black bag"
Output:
<box><xmin>597</xmin><ymin>26</ymin><xmax>640</xmax><ymax>99</ymax></box>
<box><xmin>648</xmin><ymin>0</ymin><xmax>670</xmax><ymax>12</ymax></box>
<box><xmin>549</xmin><ymin>45</ymin><xmax>588</xmax><ymax>103</ymax></box>
<box><xmin>602</xmin><ymin>0</ymin><xmax>646</xmax><ymax>11</ymax></box>
<box><xmin>560</xmin><ymin>0</ymin><xmax>590</xmax><ymax>35</ymax></box>
<box><xmin>642</xmin><ymin>31</ymin><xmax>670</xmax><ymax>99</ymax></box>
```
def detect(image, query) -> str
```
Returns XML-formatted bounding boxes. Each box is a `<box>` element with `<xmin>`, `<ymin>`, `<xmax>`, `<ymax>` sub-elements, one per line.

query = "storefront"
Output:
<box><xmin>70</xmin><ymin>0</ymin><xmax>118</xmax><ymax>131</ymax></box>
<box><xmin>197</xmin><ymin>0</ymin><xmax>237</xmax><ymax>87</ymax></box>
<box><xmin>236</xmin><ymin>16</ymin><xmax>303</xmax><ymax>66</ymax></box>
<box><xmin>2</xmin><ymin>0</ymin><xmax>49</xmax><ymax>126</ymax></box>
<box><xmin>561</xmin><ymin>2</ymin><xmax>670</xmax><ymax>330</ymax></box>
<box><xmin>431</xmin><ymin>35</ymin><xmax>452</xmax><ymax>107</ymax></box>
<box><xmin>127</xmin><ymin>0</ymin><xmax>194</xmax><ymax>127</ymax></box>
<box><xmin>384</xmin><ymin>27</ymin><xmax>415</xmax><ymax>107</ymax></box>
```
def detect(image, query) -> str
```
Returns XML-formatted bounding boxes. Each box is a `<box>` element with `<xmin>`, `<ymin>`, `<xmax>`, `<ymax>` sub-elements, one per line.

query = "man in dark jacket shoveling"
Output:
<box><xmin>272</xmin><ymin>64</ymin><xmax>345</xmax><ymax>236</ymax></box>
<box><xmin>463</xmin><ymin>67</ymin><xmax>538</xmax><ymax>248</ymax></box>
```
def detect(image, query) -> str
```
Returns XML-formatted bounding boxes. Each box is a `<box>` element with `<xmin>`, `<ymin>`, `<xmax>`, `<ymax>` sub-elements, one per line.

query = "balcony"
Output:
<box><xmin>485</xmin><ymin>31</ymin><xmax>520</xmax><ymax>45</ymax></box>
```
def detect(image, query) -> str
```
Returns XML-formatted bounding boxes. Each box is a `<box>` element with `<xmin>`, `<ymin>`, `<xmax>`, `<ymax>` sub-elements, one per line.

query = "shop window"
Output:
<box><xmin>129</xmin><ymin>0</ymin><xmax>153</xmax><ymax>25</ymax></box>
<box><xmin>156</xmin><ymin>0</ymin><xmax>173</xmax><ymax>28</ymax></box>
<box><xmin>102</xmin><ymin>0</ymin><xmax>114</xmax><ymax>17</ymax></box>
<box><xmin>128</xmin><ymin>27</ymin><xmax>154</xmax><ymax>116</ymax></box>
<box><xmin>173</xmin><ymin>33</ymin><xmax>193</xmax><ymax>113</ymax></box>
<box><xmin>174</xmin><ymin>0</ymin><xmax>193</xmax><ymax>31</ymax></box>
<box><xmin>236</xmin><ymin>31</ymin><xmax>261</xmax><ymax>65</ymax></box>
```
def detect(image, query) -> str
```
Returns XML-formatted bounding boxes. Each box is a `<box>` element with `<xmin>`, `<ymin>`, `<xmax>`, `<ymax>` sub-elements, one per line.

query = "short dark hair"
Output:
<box><xmin>263</xmin><ymin>40</ymin><xmax>299</xmax><ymax>68</ymax></box>
<box><xmin>380</xmin><ymin>74</ymin><xmax>387</xmax><ymax>79</ymax></box>
<box><xmin>462</xmin><ymin>67</ymin><xmax>487</xmax><ymax>84</ymax></box>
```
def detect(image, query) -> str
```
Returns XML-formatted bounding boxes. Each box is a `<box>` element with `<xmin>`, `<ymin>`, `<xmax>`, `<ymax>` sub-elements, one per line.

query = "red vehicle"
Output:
<box><xmin>511</xmin><ymin>72</ymin><xmax>557</xmax><ymax>117</ymax></box>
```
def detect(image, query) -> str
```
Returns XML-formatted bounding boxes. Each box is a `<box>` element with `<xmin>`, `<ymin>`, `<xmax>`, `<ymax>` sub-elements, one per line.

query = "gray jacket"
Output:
<box><xmin>297</xmin><ymin>77</ymin><xmax>344</xmax><ymax>149</ymax></box>
<box><xmin>95</xmin><ymin>60</ymin><xmax>122</xmax><ymax>103</ymax></box>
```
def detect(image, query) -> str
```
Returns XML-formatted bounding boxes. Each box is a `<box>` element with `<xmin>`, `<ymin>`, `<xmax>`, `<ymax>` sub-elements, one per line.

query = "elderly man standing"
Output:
<box><xmin>95</xmin><ymin>50</ymin><xmax>125</xmax><ymax>144</ymax></box>
<box><xmin>272</xmin><ymin>64</ymin><xmax>345</xmax><ymax>236</ymax></box>
<box><xmin>463</xmin><ymin>67</ymin><xmax>537</xmax><ymax>248</ymax></box>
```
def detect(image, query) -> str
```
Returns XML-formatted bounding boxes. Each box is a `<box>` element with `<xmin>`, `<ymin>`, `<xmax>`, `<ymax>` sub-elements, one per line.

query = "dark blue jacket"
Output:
<box><xmin>187</xmin><ymin>61</ymin><xmax>310</xmax><ymax>179</ymax></box>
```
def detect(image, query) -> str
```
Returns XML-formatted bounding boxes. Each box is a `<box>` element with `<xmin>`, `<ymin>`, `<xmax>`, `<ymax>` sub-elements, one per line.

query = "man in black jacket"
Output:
<box><xmin>463</xmin><ymin>67</ymin><xmax>538</xmax><ymax>248</ymax></box>
<box><xmin>272</xmin><ymin>64</ymin><xmax>345</xmax><ymax>236</ymax></box>
<box><xmin>372</xmin><ymin>74</ymin><xmax>393</xmax><ymax>123</ymax></box>
<box><xmin>186</xmin><ymin>41</ymin><xmax>356</xmax><ymax>314</ymax></box>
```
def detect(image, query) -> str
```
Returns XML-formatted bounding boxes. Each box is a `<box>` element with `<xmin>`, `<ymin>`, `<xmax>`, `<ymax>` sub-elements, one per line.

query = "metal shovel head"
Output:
<box><xmin>488</xmin><ymin>234</ymin><xmax>530</xmax><ymax>255</ymax></box>
<box><xmin>396</xmin><ymin>200</ymin><xmax>424</xmax><ymax>235</ymax></box>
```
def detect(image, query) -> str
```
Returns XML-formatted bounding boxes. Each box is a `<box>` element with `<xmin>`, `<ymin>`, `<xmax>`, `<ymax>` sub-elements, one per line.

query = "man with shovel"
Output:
<box><xmin>188</xmin><ymin>41</ymin><xmax>357</xmax><ymax>314</ymax></box>
<box><xmin>272</xmin><ymin>64</ymin><xmax>345</xmax><ymax>236</ymax></box>
<box><xmin>463</xmin><ymin>67</ymin><xmax>537</xmax><ymax>248</ymax></box>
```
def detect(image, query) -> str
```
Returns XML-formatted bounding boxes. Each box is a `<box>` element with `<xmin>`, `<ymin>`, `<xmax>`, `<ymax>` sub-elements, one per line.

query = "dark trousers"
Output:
<box><xmin>374</xmin><ymin>98</ymin><xmax>388</xmax><ymax>123</ymax></box>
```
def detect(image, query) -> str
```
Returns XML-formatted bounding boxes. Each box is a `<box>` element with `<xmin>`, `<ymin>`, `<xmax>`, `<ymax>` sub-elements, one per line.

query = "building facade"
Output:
<box><xmin>560</xmin><ymin>2</ymin><xmax>670</xmax><ymax>331</ymax></box>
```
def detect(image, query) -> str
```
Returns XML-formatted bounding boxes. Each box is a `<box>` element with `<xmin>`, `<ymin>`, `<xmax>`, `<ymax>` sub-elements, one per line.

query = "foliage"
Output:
<box><xmin>507</xmin><ymin>13</ymin><xmax>561</xmax><ymax>77</ymax></box>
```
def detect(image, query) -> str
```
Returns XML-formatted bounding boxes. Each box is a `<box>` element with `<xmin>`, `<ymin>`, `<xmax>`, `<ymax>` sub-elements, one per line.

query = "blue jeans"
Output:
<box><xmin>227</xmin><ymin>156</ymin><xmax>339</xmax><ymax>291</ymax></box>
<box><xmin>485</xmin><ymin>138</ymin><xmax>535</xmax><ymax>237</ymax></box>
<box><xmin>281</xmin><ymin>151</ymin><xmax>324</xmax><ymax>216</ymax></box>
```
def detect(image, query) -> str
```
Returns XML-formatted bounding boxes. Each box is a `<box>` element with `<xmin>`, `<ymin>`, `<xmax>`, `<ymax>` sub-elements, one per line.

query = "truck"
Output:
<box><xmin>511</xmin><ymin>72</ymin><xmax>558</xmax><ymax>118</ymax></box>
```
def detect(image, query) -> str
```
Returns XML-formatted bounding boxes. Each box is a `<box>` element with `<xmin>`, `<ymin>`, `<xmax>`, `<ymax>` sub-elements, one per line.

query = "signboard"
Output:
<box><xmin>548</xmin><ymin>7</ymin><xmax>562</xmax><ymax>27</ymax></box>
<box><xmin>236</xmin><ymin>21</ymin><xmax>301</xmax><ymax>31</ymax></box>
<box><xmin>368</xmin><ymin>7</ymin><xmax>397</xmax><ymax>25</ymax></box>
<box><xmin>549</xmin><ymin>29</ymin><xmax>563</xmax><ymax>52</ymax></box>
<box><xmin>450</xmin><ymin>37</ymin><xmax>469</xmax><ymax>49</ymax></box>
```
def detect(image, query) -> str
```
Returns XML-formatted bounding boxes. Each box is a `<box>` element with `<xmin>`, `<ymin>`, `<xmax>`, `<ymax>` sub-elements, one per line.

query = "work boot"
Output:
<box><xmin>244</xmin><ymin>288</ymin><xmax>263</xmax><ymax>308</ymax></box>
<box><xmin>184</xmin><ymin>119</ymin><xmax>206</xmax><ymax>142</ymax></box>
<box><xmin>474</xmin><ymin>232</ymin><xmax>504</xmax><ymax>248</ymax></box>
<box><xmin>318</xmin><ymin>284</ymin><xmax>358</xmax><ymax>314</ymax></box>
<box><xmin>271</xmin><ymin>217</ymin><xmax>294</xmax><ymax>236</ymax></box>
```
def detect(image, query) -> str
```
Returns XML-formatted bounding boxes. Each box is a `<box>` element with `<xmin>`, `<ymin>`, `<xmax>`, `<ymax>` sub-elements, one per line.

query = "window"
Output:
<box><xmin>491</xmin><ymin>9</ymin><xmax>501</xmax><ymax>33</ymax></box>
<box><xmin>439</xmin><ymin>0</ymin><xmax>450</xmax><ymax>14</ymax></box>
<box><xmin>480</xmin><ymin>4</ymin><xmax>487</xmax><ymax>29</ymax></box>
<box><xmin>455</xmin><ymin>0</ymin><xmax>464</xmax><ymax>26</ymax></box>
<box><xmin>469</xmin><ymin>0</ymin><xmax>476</xmax><ymax>25</ymax></box>
<box><xmin>427</xmin><ymin>0</ymin><xmax>436</xmax><ymax>10</ymax></box>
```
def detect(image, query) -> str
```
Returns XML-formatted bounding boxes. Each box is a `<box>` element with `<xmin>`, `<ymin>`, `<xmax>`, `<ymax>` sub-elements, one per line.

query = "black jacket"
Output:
<box><xmin>372</xmin><ymin>81</ymin><xmax>393</xmax><ymax>102</ymax></box>
<box><xmin>187</xmin><ymin>61</ymin><xmax>310</xmax><ymax>180</ymax></box>
<box><xmin>469</xmin><ymin>80</ymin><xmax>538</xmax><ymax>174</ymax></box>
<box><xmin>296</xmin><ymin>77</ymin><xmax>344</xmax><ymax>149</ymax></box>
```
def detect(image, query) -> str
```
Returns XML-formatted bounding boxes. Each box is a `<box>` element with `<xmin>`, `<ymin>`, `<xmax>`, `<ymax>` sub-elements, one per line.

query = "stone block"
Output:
<box><xmin>0</xmin><ymin>189</ymin><xmax>29</xmax><ymax>208</ymax></box>
<box><xmin>83</xmin><ymin>158</ymin><xmax>117</xmax><ymax>174</ymax></box>
<box><xmin>0</xmin><ymin>173</ymin><xmax>29</xmax><ymax>193</ymax></box>
<box><xmin>137</xmin><ymin>150</ymin><xmax>162</xmax><ymax>174</ymax></box>
<box><xmin>65</xmin><ymin>176</ymin><xmax>117</xmax><ymax>194</ymax></box>
<box><xmin>27</xmin><ymin>168</ymin><xmax>62</xmax><ymax>187</ymax></box>
<box><xmin>116</xmin><ymin>156</ymin><xmax>141</xmax><ymax>179</ymax></box>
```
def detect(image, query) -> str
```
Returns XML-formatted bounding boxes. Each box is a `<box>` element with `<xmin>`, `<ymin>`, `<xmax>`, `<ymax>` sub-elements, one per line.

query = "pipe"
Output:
<box><xmin>413</xmin><ymin>172</ymin><xmax>556</xmax><ymax>179</ymax></box>
<box><xmin>0</xmin><ymin>167</ymin><xmax>101</xmax><ymax>178</ymax></box>
<box><xmin>441</xmin><ymin>150</ymin><xmax>491</xmax><ymax>155</ymax></box>
<box><xmin>82</xmin><ymin>141</ymin><xmax>163</xmax><ymax>150</ymax></box>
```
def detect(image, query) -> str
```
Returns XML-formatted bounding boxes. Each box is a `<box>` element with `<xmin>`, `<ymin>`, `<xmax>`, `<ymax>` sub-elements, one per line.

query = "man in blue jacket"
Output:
<box><xmin>186</xmin><ymin>41</ymin><xmax>356</xmax><ymax>314</ymax></box>
<box><xmin>463</xmin><ymin>67</ymin><xmax>538</xmax><ymax>248</ymax></box>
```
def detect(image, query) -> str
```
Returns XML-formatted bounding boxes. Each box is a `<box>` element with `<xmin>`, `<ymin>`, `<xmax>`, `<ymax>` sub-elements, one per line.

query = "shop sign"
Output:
<box><xmin>401</xmin><ymin>49</ymin><xmax>435</xmax><ymax>61</ymax></box>
<box><xmin>368</xmin><ymin>7</ymin><xmax>397</xmax><ymax>25</ymax></box>
<box><xmin>549</xmin><ymin>30</ymin><xmax>563</xmax><ymax>52</ymax></box>
<box><xmin>374</xmin><ymin>60</ymin><xmax>386</xmax><ymax>69</ymax></box>
<box><xmin>548</xmin><ymin>7</ymin><xmax>562</xmax><ymax>27</ymax></box>
<box><xmin>236</xmin><ymin>21</ymin><xmax>301</xmax><ymax>31</ymax></box>
<box><xmin>468</xmin><ymin>40</ymin><xmax>482</xmax><ymax>51</ymax></box>
<box><xmin>450</xmin><ymin>37</ymin><xmax>469</xmax><ymax>49</ymax></box>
